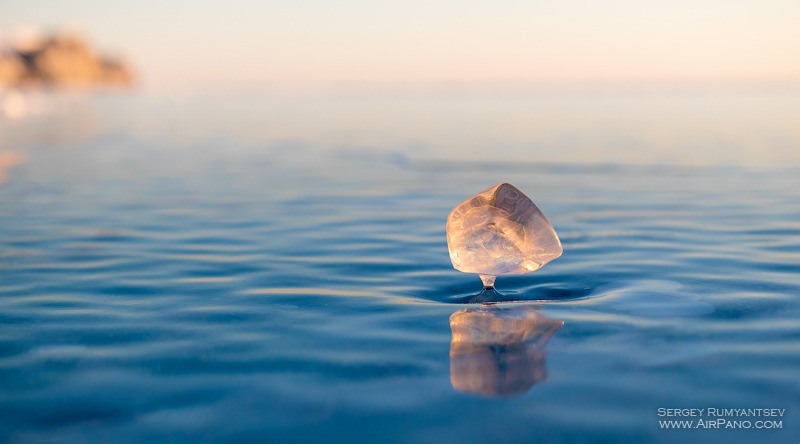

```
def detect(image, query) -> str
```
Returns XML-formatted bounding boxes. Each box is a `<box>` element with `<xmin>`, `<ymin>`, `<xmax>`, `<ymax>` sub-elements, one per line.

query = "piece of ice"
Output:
<box><xmin>446</xmin><ymin>182</ymin><xmax>562</xmax><ymax>287</ymax></box>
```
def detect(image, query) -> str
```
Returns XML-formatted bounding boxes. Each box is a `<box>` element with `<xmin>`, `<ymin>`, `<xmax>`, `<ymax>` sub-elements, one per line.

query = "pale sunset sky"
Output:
<box><xmin>1</xmin><ymin>0</ymin><xmax>798</xmax><ymax>92</ymax></box>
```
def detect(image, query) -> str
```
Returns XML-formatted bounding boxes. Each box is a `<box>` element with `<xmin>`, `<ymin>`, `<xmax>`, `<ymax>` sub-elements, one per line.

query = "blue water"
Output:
<box><xmin>1</xmin><ymin>93</ymin><xmax>799</xmax><ymax>443</ymax></box>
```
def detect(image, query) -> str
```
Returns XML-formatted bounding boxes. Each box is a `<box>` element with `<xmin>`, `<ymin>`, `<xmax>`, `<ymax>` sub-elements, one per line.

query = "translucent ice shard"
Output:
<box><xmin>446</xmin><ymin>182</ymin><xmax>562</xmax><ymax>287</ymax></box>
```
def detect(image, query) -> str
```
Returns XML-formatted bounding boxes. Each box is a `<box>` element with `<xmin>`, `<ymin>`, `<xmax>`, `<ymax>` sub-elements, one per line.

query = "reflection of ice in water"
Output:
<box><xmin>449</xmin><ymin>306</ymin><xmax>562</xmax><ymax>397</ymax></box>
<box><xmin>446</xmin><ymin>182</ymin><xmax>562</xmax><ymax>289</ymax></box>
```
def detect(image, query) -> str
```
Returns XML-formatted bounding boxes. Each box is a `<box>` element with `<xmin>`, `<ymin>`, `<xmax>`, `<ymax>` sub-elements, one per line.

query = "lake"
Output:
<box><xmin>1</xmin><ymin>91</ymin><xmax>799</xmax><ymax>443</ymax></box>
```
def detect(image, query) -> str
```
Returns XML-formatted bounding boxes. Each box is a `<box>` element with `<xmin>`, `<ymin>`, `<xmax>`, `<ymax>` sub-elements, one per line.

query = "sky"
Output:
<box><xmin>1</xmin><ymin>0</ymin><xmax>799</xmax><ymax>92</ymax></box>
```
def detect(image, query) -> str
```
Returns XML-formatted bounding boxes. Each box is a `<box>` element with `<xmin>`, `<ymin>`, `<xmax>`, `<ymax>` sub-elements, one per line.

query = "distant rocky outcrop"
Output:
<box><xmin>0</xmin><ymin>33</ymin><xmax>133</xmax><ymax>89</ymax></box>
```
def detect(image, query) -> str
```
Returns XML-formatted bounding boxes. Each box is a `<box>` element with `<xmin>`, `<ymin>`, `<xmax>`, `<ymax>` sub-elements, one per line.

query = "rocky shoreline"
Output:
<box><xmin>0</xmin><ymin>33</ymin><xmax>133</xmax><ymax>89</ymax></box>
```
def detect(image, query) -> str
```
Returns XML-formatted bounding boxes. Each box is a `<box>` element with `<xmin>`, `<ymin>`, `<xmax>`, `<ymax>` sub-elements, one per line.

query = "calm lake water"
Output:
<box><xmin>1</xmin><ymin>92</ymin><xmax>799</xmax><ymax>443</ymax></box>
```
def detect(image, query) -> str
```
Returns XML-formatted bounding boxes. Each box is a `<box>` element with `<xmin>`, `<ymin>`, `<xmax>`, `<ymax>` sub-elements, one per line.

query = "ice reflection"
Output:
<box><xmin>449</xmin><ymin>305</ymin><xmax>562</xmax><ymax>397</ymax></box>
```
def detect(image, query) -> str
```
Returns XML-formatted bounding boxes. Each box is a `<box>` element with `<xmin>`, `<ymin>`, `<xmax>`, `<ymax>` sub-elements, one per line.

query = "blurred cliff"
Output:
<box><xmin>0</xmin><ymin>32</ymin><xmax>133</xmax><ymax>89</ymax></box>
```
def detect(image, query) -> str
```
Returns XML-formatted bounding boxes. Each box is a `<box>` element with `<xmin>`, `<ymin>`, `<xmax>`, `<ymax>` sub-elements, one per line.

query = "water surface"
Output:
<box><xmin>1</xmin><ymin>92</ymin><xmax>799</xmax><ymax>443</ymax></box>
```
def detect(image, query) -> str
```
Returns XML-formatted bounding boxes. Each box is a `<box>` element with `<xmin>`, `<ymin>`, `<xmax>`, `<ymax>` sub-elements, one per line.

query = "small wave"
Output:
<box><xmin>581</xmin><ymin>280</ymin><xmax>714</xmax><ymax>317</ymax></box>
